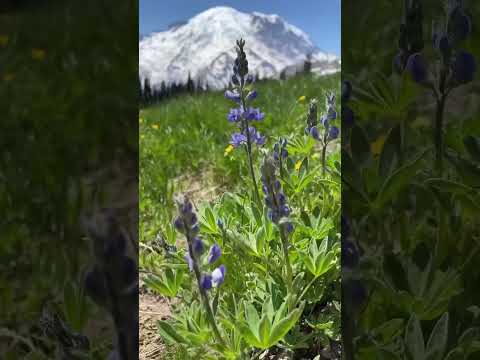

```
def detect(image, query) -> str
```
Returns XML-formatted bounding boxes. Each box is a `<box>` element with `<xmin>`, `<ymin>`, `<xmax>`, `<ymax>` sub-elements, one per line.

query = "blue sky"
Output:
<box><xmin>139</xmin><ymin>0</ymin><xmax>340</xmax><ymax>55</ymax></box>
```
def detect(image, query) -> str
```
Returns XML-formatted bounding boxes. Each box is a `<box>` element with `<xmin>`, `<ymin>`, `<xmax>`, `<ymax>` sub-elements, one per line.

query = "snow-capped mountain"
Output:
<box><xmin>139</xmin><ymin>6</ymin><xmax>339</xmax><ymax>90</ymax></box>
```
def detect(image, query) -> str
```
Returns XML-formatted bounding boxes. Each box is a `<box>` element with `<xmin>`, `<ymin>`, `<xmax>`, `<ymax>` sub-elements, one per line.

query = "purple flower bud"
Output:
<box><xmin>174</xmin><ymin>217</ymin><xmax>184</xmax><ymax>231</ymax></box>
<box><xmin>246</xmin><ymin>90</ymin><xmax>257</xmax><ymax>101</ymax></box>
<box><xmin>274</xmin><ymin>180</ymin><xmax>281</xmax><ymax>190</ymax></box>
<box><xmin>281</xmin><ymin>148</ymin><xmax>288</xmax><ymax>159</ymax></box>
<box><xmin>246</xmin><ymin>74</ymin><xmax>254</xmax><ymax>84</ymax></box>
<box><xmin>328</xmin><ymin>126</ymin><xmax>340</xmax><ymax>140</ymax></box>
<box><xmin>310</xmin><ymin>126</ymin><xmax>320</xmax><ymax>140</ymax></box>
<box><xmin>452</xmin><ymin>50</ymin><xmax>476</xmax><ymax>84</ymax></box>
<box><xmin>405</xmin><ymin>52</ymin><xmax>428</xmax><ymax>83</ymax></box>
<box><xmin>184</xmin><ymin>253</ymin><xmax>194</xmax><ymax>271</ymax></box>
<box><xmin>212</xmin><ymin>265</ymin><xmax>226</xmax><ymax>287</ymax></box>
<box><xmin>200</xmin><ymin>274</ymin><xmax>212</xmax><ymax>290</ymax></box>
<box><xmin>281</xmin><ymin>205</ymin><xmax>290</xmax><ymax>216</ymax></box>
<box><xmin>231</xmin><ymin>74</ymin><xmax>239</xmax><ymax>86</ymax></box>
<box><xmin>278</xmin><ymin>193</ymin><xmax>286</xmax><ymax>206</ymax></box>
<box><xmin>207</xmin><ymin>244</ymin><xmax>222</xmax><ymax>264</ymax></box>
<box><xmin>189</xmin><ymin>213</ymin><xmax>197</xmax><ymax>226</ymax></box>
<box><xmin>448</xmin><ymin>7</ymin><xmax>472</xmax><ymax>42</ymax></box>
<box><xmin>192</xmin><ymin>237</ymin><xmax>204</xmax><ymax>256</ymax></box>
<box><xmin>191</xmin><ymin>223</ymin><xmax>200</xmax><ymax>235</ymax></box>
<box><xmin>181</xmin><ymin>200</ymin><xmax>193</xmax><ymax>215</ymax></box>
<box><xmin>327</xmin><ymin>107</ymin><xmax>337</xmax><ymax>120</ymax></box>
<box><xmin>216</xmin><ymin>218</ymin><xmax>224</xmax><ymax>230</ymax></box>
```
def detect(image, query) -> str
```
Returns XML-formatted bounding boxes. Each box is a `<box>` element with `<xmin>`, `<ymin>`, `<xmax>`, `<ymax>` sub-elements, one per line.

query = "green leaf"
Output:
<box><xmin>268</xmin><ymin>301</ymin><xmax>305</xmax><ymax>347</ymax></box>
<box><xmin>157</xmin><ymin>320</ymin><xmax>187</xmax><ymax>344</ymax></box>
<box><xmin>375</xmin><ymin>149</ymin><xmax>428</xmax><ymax>209</ymax></box>
<box><xmin>405</xmin><ymin>314</ymin><xmax>425</xmax><ymax>360</ymax></box>
<box><xmin>246</xmin><ymin>304</ymin><xmax>260</xmax><ymax>339</ymax></box>
<box><xmin>425</xmin><ymin>312</ymin><xmax>449</xmax><ymax>360</ymax></box>
<box><xmin>258</xmin><ymin>314</ymin><xmax>271</xmax><ymax>348</ymax></box>
<box><xmin>238</xmin><ymin>323</ymin><xmax>263</xmax><ymax>348</ymax></box>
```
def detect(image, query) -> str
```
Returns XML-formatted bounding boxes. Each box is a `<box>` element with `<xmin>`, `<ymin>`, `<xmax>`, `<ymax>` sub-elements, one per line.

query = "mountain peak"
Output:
<box><xmin>139</xmin><ymin>7</ymin><xmax>339</xmax><ymax>89</ymax></box>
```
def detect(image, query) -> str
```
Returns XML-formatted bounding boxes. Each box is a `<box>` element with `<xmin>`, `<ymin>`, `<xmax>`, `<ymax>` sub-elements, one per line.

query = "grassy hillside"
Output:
<box><xmin>139</xmin><ymin>72</ymin><xmax>340</xmax><ymax>240</ymax></box>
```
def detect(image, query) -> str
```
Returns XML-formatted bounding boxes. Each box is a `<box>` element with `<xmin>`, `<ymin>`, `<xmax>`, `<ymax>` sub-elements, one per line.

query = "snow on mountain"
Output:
<box><xmin>139</xmin><ymin>6</ymin><xmax>339</xmax><ymax>89</ymax></box>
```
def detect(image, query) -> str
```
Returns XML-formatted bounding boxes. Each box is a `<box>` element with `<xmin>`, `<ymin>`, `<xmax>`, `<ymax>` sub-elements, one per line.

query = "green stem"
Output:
<box><xmin>321</xmin><ymin>144</ymin><xmax>327</xmax><ymax>177</ymax></box>
<box><xmin>240</xmin><ymin>83</ymin><xmax>261</xmax><ymax>204</ymax></box>
<box><xmin>280</xmin><ymin>226</ymin><xmax>293</xmax><ymax>306</ymax></box>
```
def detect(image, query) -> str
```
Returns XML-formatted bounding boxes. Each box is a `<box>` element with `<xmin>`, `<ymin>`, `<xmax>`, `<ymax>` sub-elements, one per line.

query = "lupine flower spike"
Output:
<box><xmin>395</xmin><ymin>0</ymin><xmax>476</xmax><ymax>175</ymax></box>
<box><xmin>173</xmin><ymin>195</ymin><xmax>226</xmax><ymax>344</ymax></box>
<box><xmin>225</xmin><ymin>39</ymin><xmax>265</xmax><ymax>203</ymax></box>
<box><xmin>261</xmin><ymin>156</ymin><xmax>294</xmax><ymax>288</ymax></box>
<box><xmin>306</xmin><ymin>93</ymin><xmax>339</xmax><ymax>175</ymax></box>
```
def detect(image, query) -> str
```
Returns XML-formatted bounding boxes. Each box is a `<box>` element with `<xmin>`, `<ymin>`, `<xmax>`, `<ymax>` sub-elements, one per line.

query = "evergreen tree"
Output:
<box><xmin>186</xmin><ymin>72</ymin><xmax>195</xmax><ymax>93</ymax></box>
<box><xmin>304</xmin><ymin>53</ymin><xmax>312</xmax><ymax>74</ymax></box>
<box><xmin>143</xmin><ymin>77</ymin><xmax>152</xmax><ymax>104</ymax></box>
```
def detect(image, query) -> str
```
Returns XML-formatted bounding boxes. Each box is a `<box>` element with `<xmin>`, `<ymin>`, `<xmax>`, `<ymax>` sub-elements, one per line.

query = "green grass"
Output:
<box><xmin>139</xmin><ymin>72</ymin><xmax>340</xmax><ymax>242</ymax></box>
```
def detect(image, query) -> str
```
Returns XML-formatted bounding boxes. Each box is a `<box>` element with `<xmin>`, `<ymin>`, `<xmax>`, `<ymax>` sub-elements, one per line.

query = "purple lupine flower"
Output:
<box><xmin>248</xmin><ymin>126</ymin><xmax>265</xmax><ymax>146</ymax></box>
<box><xmin>230</xmin><ymin>132</ymin><xmax>247</xmax><ymax>147</ymax></box>
<box><xmin>328</xmin><ymin>126</ymin><xmax>340</xmax><ymax>140</ymax></box>
<box><xmin>227</xmin><ymin>108</ymin><xmax>243</xmax><ymax>122</ymax></box>
<box><xmin>285</xmin><ymin>222</ymin><xmax>294</xmax><ymax>233</ymax></box>
<box><xmin>212</xmin><ymin>265</ymin><xmax>226</xmax><ymax>287</ymax></box>
<box><xmin>261</xmin><ymin>156</ymin><xmax>292</xmax><ymax>227</ymax></box>
<box><xmin>448</xmin><ymin>6</ymin><xmax>472</xmax><ymax>42</ymax></box>
<box><xmin>201</xmin><ymin>274</ymin><xmax>212</xmax><ymax>290</ymax></box>
<box><xmin>244</xmin><ymin>107</ymin><xmax>264</xmax><ymax>121</ymax></box>
<box><xmin>207</xmin><ymin>244</ymin><xmax>221</xmax><ymax>264</ymax></box>
<box><xmin>224</xmin><ymin>90</ymin><xmax>241</xmax><ymax>103</ymax></box>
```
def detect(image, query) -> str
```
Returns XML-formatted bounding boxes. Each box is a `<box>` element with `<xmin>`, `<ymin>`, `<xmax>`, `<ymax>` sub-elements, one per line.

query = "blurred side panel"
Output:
<box><xmin>342</xmin><ymin>0</ymin><xmax>480</xmax><ymax>359</ymax></box>
<box><xmin>0</xmin><ymin>1</ymin><xmax>138</xmax><ymax>358</ymax></box>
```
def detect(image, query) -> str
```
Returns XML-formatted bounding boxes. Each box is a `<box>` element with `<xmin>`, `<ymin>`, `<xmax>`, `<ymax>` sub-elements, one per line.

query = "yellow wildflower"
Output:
<box><xmin>3</xmin><ymin>73</ymin><xmax>15</xmax><ymax>81</ymax></box>
<box><xmin>295</xmin><ymin>159</ymin><xmax>303</xmax><ymax>171</ymax></box>
<box><xmin>151</xmin><ymin>124</ymin><xmax>159</xmax><ymax>130</ymax></box>
<box><xmin>371</xmin><ymin>135</ymin><xmax>387</xmax><ymax>157</ymax></box>
<box><xmin>0</xmin><ymin>35</ymin><xmax>9</xmax><ymax>47</ymax></box>
<box><xmin>224</xmin><ymin>144</ymin><xmax>234</xmax><ymax>156</ymax></box>
<box><xmin>31</xmin><ymin>49</ymin><xmax>46</xmax><ymax>60</ymax></box>
<box><xmin>297</xmin><ymin>95</ymin><xmax>306</xmax><ymax>103</ymax></box>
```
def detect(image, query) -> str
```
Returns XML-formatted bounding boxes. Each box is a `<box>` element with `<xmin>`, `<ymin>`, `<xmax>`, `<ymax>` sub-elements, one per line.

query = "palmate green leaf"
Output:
<box><xmin>314</xmin><ymin>251</ymin><xmax>336</xmax><ymax>277</ymax></box>
<box><xmin>425</xmin><ymin>312</ymin><xmax>449</xmax><ymax>360</ymax></box>
<box><xmin>267</xmin><ymin>301</ymin><xmax>305</xmax><ymax>347</ymax></box>
<box><xmin>405</xmin><ymin>314</ymin><xmax>425</xmax><ymax>360</ymax></box>
<box><xmin>157</xmin><ymin>320</ymin><xmax>188</xmax><ymax>345</ymax></box>
<box><xmin>238</xmin><ymin>323</ymin><xmax>263</xmax><ymax>348</ymax></box>
<box><xmin>371</xmin><ymin>318</ymin><xmax>404</xmax><ymax>344</ymax></box>
<box><xmin>374</xmin><ymin>149</ymin><xmax>429</xmax><ymax>210</ymax></box>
